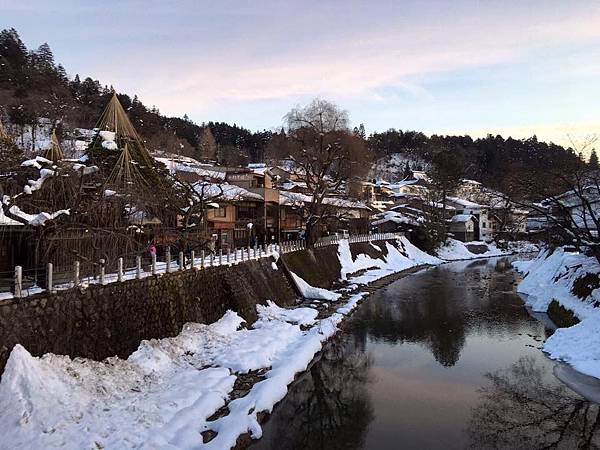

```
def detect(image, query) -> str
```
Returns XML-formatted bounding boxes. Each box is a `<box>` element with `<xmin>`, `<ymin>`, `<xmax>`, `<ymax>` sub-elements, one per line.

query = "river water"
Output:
<box><xmin>251</xmin><ymin>257</ymin><xmax>600</xmax><ymax>449</ymax></box>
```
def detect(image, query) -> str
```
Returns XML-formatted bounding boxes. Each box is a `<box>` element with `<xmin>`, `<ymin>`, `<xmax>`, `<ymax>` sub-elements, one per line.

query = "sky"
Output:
<box><xmin>1</xmin><ymin>0</ymin><xmax>600</xmax><ymax>149</ymax></box>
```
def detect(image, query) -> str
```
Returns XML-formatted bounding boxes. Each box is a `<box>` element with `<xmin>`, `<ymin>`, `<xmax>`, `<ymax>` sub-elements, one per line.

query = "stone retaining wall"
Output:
<box><xmin>0</xmin><ymin>258</ymin><xmax>295</xmax><ymax>375</ymax></box>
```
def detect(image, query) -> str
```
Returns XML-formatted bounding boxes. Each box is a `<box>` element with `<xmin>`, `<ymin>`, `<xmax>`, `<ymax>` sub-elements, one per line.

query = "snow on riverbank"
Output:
<box><xmin>513</xmin><ymin>247</ymin><xmax>600</xmax><ymax>379</ymax></box>
<box><xmin>289</xmin><ymin>271</ymin><xmax>341</xmax><ymax>301</ymax></box>
<box><xmin>0</xmin><ymin>236</ymin><xmax>544</xmax><ymax>448</ymax></box>
<box><xmin>436</xmin><ymin>238</ymin><xmax>505</xmax><ymax>260</ymax></box>
<box><xmin>338</xmin><ymin>236</ymin><xmax>441</xmax><ymax>285</ymax></box>
<box><xmin>436</xmin><ymin>238</ymin><xmax>538</xmax><ymax>261</ymax></box>
<box><xmin>0</xmin><ymin>297</ymin><xmax>363</xmax><ymax>449</ymax></box>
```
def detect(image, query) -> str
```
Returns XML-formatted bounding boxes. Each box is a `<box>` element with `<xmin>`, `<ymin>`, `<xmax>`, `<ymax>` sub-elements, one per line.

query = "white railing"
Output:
<box><xmin>314</xmin><ymin>232</ymin><xmax>403</xmax><ymax>248</ymax></box>
<box><xmin>3</xmin><ymin>232</ymin><xmax>403</xmax><ymax>300</ymax></box>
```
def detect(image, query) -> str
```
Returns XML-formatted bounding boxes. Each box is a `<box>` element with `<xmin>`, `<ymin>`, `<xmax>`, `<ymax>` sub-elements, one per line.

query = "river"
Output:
<box><xmin>250</xmin><ymin>257</ymin><xmax>600</xmax><ymax>449</ymax></box>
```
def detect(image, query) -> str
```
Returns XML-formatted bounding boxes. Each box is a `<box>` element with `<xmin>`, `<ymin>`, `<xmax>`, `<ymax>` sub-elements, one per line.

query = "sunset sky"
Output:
<box><xmin>2</xmin><ymin>0</ymin><xmax>599</xmax><ymax>148</ymax></box>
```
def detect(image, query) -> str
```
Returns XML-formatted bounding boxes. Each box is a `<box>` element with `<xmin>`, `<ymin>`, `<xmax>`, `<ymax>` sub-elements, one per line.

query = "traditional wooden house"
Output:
<box><xmin>446</xmin><ymin>197</ymin><xmax>492</xmax><ymax>241</ymax></box>
<box><xmin>226</xmin><ymin>168</ymin><xmax>280</xmax><ymax>244</ymax></box>
<box><xmin>448</xmin><ymin>214</ymin><xmax>477</xmax><ymax>241</ymax></box>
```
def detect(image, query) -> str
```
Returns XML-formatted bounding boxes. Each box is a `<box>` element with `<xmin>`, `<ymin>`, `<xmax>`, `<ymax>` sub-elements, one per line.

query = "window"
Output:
<box><xmin>215</xmin><ymin>207</ymin><xmax>226</xmax><ymax>218</ymax></box>
<box><xmin>237</xmin><ymin>206</ymin><xmax>256</xmax><ymax>220</ymax></box>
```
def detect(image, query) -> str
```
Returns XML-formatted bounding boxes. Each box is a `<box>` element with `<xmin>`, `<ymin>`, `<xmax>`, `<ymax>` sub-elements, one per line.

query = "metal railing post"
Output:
<box><xmin>179</xmin><ymin>251</ymin><xmax>184</xmax><ymax>271</ymax></box>
<box><xmin>151</xmin><ymin>253</ymin><xmax>157</xmax><ymax>275</ymax></box>
<box><xmin>136</xmin><ymin>256</ymin><xmax>141</xmax><ymax>279</ymax></box>
<box><xmin>165</xmin><ymin>247</ymin><xmax>171</xmax><ymax>273</ymax></box>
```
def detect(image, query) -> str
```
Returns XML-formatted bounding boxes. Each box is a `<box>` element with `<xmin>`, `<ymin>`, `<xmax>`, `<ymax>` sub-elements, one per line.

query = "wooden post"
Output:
<box><xmin>99</xmin><ymin>259</ymin><xmax>105</xmax><ymax>285</ymax></box>
<box><xmin>14</xmin><ymin>266</ymin><xmax>22</xmax><ymax>298</ymax></box>
<box><xmin>136</xmin><ymin>256</ymin><xmax>141</xmax><ymax>279</ymax></box>
<box><xmin>179</xmin><ymin>251</ymin><xmax>184</xmax><ymax>271</ymax></box>
<box><xmin>74</xmin><ymin>261</ymin><xmax>80</xmax><ymax>286</ymax></box>
<box><xmin>117</xmin><ymin>257</ymin><xmax>123</xmax><ymax>282</ymax></box>
<box><xmin>191</xmin><ymin>250</ymin><xmax>195</xmax><ymax>269</ymax></box>
<box><xmin>151</xmin><ymin>253</ymin><xmax>157</xmax><ymax>275</ymax></box>
<box><xmin>166</xmin><ymin>247</ymin><xmax>171</xmax><ymax>273</ymax></box>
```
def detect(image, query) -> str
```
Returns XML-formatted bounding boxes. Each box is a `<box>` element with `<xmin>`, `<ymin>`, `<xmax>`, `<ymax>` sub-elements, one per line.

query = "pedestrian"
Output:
<box><xmin>146</xmin><ymin>243</ymin><xmax>157</xmax><ymax>258</ymax></box>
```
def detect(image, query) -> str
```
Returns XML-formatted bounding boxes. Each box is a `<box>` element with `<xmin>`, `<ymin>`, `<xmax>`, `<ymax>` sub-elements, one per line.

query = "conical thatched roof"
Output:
<box><xmin>44</xmin><ymin>129</ymin><xmax>65</xmax><ymax>162</ymax></box>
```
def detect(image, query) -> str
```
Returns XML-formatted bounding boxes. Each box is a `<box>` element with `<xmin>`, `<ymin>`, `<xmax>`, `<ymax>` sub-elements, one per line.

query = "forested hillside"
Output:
<box><xmin>1</xmin><ymin>27</ymin><xmax>595</xmax><ymax>198</ymax></box>
<box><xmin>367</xmin><ymin>129</ymin><xmax>593</xmax><ymax>197</ymax></box>
<box><xmin>0</xmin><ymin>28</ymin><xmax>271</xmax><ymax>163</ymax></box>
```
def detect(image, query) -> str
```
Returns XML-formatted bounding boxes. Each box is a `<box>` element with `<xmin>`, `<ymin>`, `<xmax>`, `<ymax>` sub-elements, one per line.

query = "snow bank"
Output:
<box><xmin>514</xmin><ymin>248</ymin><xmax>599</xmax><ymax>319</ymax></box>
<box><xmin>0</xmin><ymin>292</ymin><xmax>368</xmax><ymax>449</ymax></box>
<box><xmin>544</xmin><ymin>315</ymin><xmax>600</xmax><ymax>379</ymax></box>
<box><xmin>514</xmin><ymin>247</ymin><xmax>600</xmax><ymax>379</ymax></box>
<box><xmin>338</xmin><ymin>237</ymin><xmax>441</xmax><ymax>285</ymax></box>
<box><xmin>436</xmin><ymin>238</ymin><xmax>506</xmax><ymax>261</ymax></box>
<box><xmin>289</xmin><ymin>271</ymin><xmax>341</xmax><ymax>301</ymax></box>
<box><xmin>201</xmin><ymin>293</ymin><xmax>366</xmax><ymax>449</ymax></box>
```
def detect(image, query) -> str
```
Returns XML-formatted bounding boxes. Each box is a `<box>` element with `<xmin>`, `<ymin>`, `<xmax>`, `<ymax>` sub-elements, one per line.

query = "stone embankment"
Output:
<box><xmin>0</xmin><ymin>238</ymin><xmax>403</xmax><ymax>375</ymax></box>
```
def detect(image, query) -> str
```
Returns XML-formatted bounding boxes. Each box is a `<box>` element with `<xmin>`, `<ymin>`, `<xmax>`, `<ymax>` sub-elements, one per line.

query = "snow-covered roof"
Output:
<box><xmin>372</xmin><ymin>210</ymin><xmax>421</xmax><ymax>226</ymax></box>
<box><xmin>194</xmin><ymin>182</ymin><xmax>263</xmax><ymax>202</ymax></box>
<box><xmin>279</xmin><ymin>181</ymin><xmax>307</xmax><ymax>191</ymax></box>
<box><xmin>279</xmin><ymin>191</ymin><xmax>370</xmax><ymax>210</ymax></box>
<box><xmin>451</xmin><ymin>214</ymin><xmax>475</xmax><ymax>223</ymax></box>
<box><xmin>247</xmin><ymin>163</ymin><xmax>269</xmax><ymax>175</ymax></box>
<box><xmin>155</xmin><ymin>157</ymin><xmax>226</xmax><ymax>180</ymax></box>
<box><xmin>446</xmin><ymin>196</ymin><xmax>487</xmax><ymax>209</ymax></box>
<box><xmin>279</xmin><ymin>191</ymin><xmax>311</xmax><ymax>206</ymax></box>
<box><xmin>0</xmin><ymin>208</ymin><xmax>22</xmax><ymax>226</ymax></box>
<box><xmin>460</xmin><ymin>178</ymin><xmax>482</xmax><ymax>185</ymax></box>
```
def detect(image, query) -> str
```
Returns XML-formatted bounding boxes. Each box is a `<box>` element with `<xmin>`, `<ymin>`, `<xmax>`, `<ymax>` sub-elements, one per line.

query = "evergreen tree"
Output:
<box><xmin>198</xmin><ymin>126</ymin><xmax>217</xmax><ymax>161</ymax></box>
<box><xmin>0</xmin><ymin>121</ymin><xmax>23</xmax><ymax>172</ymax></box>
<box><xmin>402</xmin><ymin>161</ymin><xmax>413</xmax><ymax>179</ymax></box>
<box><xmin>589</xmin><ymin>149</ymin><xmax>599</xmax><ymax>169</ymax></box>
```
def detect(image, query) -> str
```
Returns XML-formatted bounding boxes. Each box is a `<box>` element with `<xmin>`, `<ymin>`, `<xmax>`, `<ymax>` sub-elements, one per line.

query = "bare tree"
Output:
<box><xmin>170</xmin><ymin>174</ymin><xmax>224</xmax><ymax>252</ymax></box>
<box><xmin>284</xmin><ymin>98</ymin><xmax>370</xmax><ymax>246</ymax></box>
<box><xmin>512</xmin><ymin>136</ymin><xmax>599</xmax><ymax>259</ymax></box>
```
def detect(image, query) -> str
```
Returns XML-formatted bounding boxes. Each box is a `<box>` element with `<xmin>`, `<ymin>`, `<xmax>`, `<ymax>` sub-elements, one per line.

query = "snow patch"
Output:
<box><xmin>289</xmin><ymin>271</ymin><xmax>341</xmax><ymax>301</ymax></box>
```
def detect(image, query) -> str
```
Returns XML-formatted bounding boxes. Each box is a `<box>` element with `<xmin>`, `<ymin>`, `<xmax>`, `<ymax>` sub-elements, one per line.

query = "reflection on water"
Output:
<box><xmin>252</xmin><ymin>334</ymin><xmax>374</xmax><ymax>449</ymax></box>
<box><xmin>252</xmin><ymin>257</ymin><xmax>600</xmax><ymax>449</ymax></box>
<box><xmin>469</xmin><ymin>357</ymin><xmax>600</xmax><ymax>449</ymax></box>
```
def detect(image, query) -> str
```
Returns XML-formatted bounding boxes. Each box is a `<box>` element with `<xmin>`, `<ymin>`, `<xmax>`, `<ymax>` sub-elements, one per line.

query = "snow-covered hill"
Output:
<box><xmin>369</xmin><ymin>153</ymin><xmax>430</xmax><ymax>182</ymax></box>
